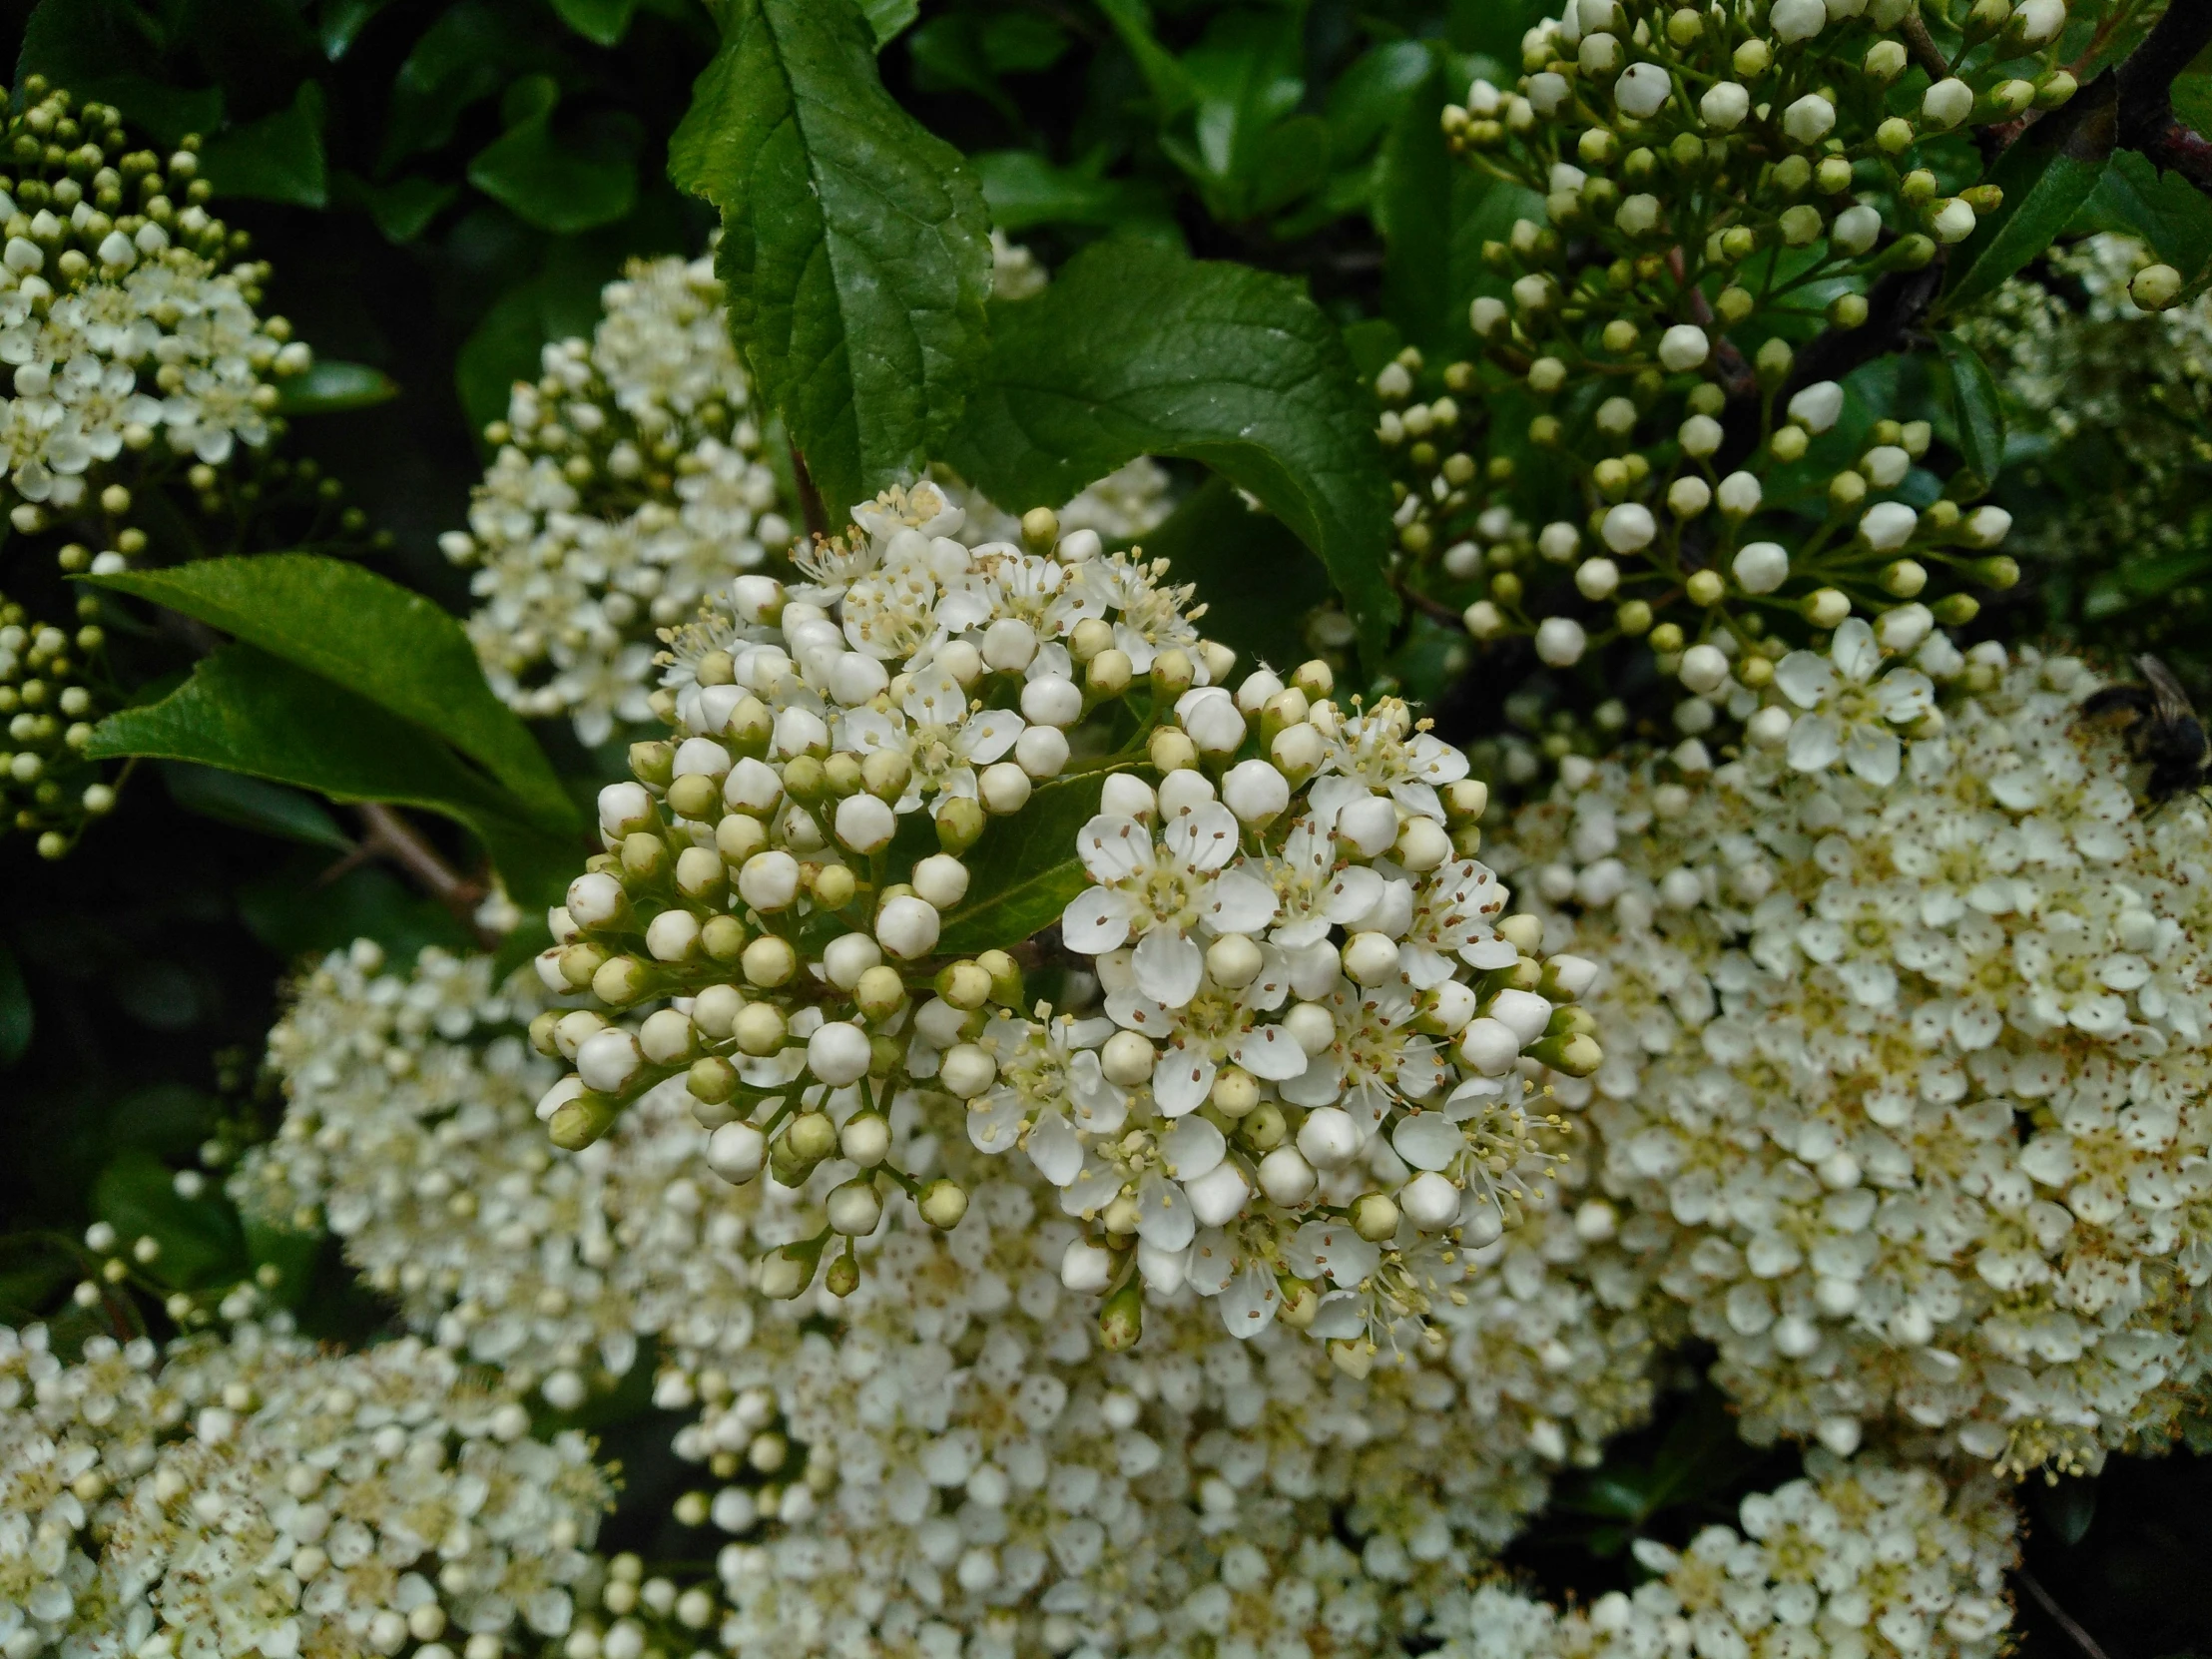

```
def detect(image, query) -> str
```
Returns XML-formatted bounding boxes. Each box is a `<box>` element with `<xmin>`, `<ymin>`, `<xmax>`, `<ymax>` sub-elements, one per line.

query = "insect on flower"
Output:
<box><xmin>2079</xmin><ymin>653</ymin><xmax>2212</xmax><ymax>806</ymax></box>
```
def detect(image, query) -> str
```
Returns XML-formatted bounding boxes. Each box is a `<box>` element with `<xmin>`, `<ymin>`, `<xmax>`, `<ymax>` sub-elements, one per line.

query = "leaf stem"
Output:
<box><xmin>332</xmin><ymin>804</ymin><xmax>495</xmax><ymax>941</ymax></box>
<box><xmin>2016</xmin><ymin>1570</ymin><xmax>2114</xmax><ymax>1659</ymax></box>
<box><xmin>789</xmin><ymin>444</ymin><xmax>831</xmax><ymax>543</ymax></box>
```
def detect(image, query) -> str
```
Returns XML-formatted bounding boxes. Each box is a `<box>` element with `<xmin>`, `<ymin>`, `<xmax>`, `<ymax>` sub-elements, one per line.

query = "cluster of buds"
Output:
<box><xmin>1386</xmin><ymin>0</ymin><xmax>2064</xmax><ymax>685</ymax></box>
<box><xmin>531</xmin><ymin>481</ymin><xmax>1229</xmax><ymax>1304</ymax></box>
<box><xmin>988</xmin><ymin>676</ymin><xmax>1598</xmax><ymax>1368</ymax></box>
<box><xmin>0</xmin><ymin>591</ymin><xmax>111</xmax><ymax>854</ymax></box>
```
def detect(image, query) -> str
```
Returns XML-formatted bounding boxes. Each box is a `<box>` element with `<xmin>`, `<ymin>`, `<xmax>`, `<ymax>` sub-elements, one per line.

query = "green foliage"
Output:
<box><xmin>87</xmin><ymin>646</ymin><xmax>577</xmax><ymax>908</ymax></box>
<box><xmin>1940</xmin><ymin>83</ymin><xmax>2115</xmax><ymax>315</ymax></box>
<box><xmin>87</xmin><ymin>555</ymin><xmax>577</xmax><ymax>833</ymax></box>
<box><xmin>1936</xmin><ymin>336</ymin><xmax>2007</xmax><ymax>493</ymax></box>
<box><xmin>670</xmin><ymin>0</ymin><xmax>994</xmax><ymax>516</ymax></box>
<box><xmin>946</xmin><ymin>240</ymin><xmax>1397</xmax><ymax>661</ymax></box>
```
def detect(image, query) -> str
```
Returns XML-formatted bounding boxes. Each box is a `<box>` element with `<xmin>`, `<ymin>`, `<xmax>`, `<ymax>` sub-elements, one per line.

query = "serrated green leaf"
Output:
<box><xmin>550</xmin><ymin>0</ymin><xmax>638</xmax><ymax>46</ymax></box>
<box><xmin>86</xmin><ymin>553</ymin><xmax>576</xmax><ymax>833</ymax></box>
<box><xmin>200</xmin><ymin>81</ymin><xmax>328</xmax><ymax>209</ymax></box>
<box><xmin>276</xmin><ymin>359</ymin><xmax>400</xmax><ymax>413</ymax></box>
<box><xmin>469</xmin><ymin>76</ymin><xmax>641</xmax><ymax>234</ymax></box>
<box><xmin>94</xmin><ymin>1152</ymin><xmax>244</xmax><ymax>1291</ymax></box>
<box><xmin>87</xmin><ymin>645</ymin><xmax>577</xmax><ymax>908</ymax></box>
<box><xmin>162</xmin><ymin>760</ymin><xmax>354</xmax><ymax>848</ymax></box>
<box><xmin>1940</xmin><ymin>77</ymin><xmax>2113</xmax><ymax>315</ymax></box>
<box><xmin>0</xmin><ymin>940</ymin><xmax>30</xmax><ymax>1068</ymax></box>
<box><xmin>938</xmin><ymin>769</ymin><xmax>1130</xmax><ymax>954</ymax></box>
<box><xmin>1937</xmin><ymin>335</ymin><xmax>2005</xmax><ymax>491</ymax></box>
<box><xmin>669</xmin><ymin>0</ymin><xmax>993</xmax><ymax>518</ymax></box>
<box><xmin>945</xmin><ymin>240</ymin><xmax>1398</xmax><ymax>663</ymax></box>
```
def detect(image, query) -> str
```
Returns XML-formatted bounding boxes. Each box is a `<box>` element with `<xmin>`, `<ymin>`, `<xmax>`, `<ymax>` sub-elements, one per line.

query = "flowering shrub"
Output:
<box><xmin>14</xmin><ymin>0</ymin><xmax>2212</xmax><ymax>1653</ymax></box>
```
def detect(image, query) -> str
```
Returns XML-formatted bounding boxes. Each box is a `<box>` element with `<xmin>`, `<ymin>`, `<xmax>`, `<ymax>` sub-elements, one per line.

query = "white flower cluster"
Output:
<box><xmin>2</xmin><ymin>1317</ymin><xmax>611</xmax><ymax>1657</ymax></box>
<box><xmin>232</xmin><ymin>939</ymin><xmax>789</xmax><ymax>1404</ymax></box>
<box><xmin>1495</xmin><ymin>631</ymin><xmax>2212</xmax><ymax>1475</ymax></box>
<box><xmin>0</xmin><ymin>93</ymin><xmax>308</xmax><ymax>536</ymax></box>
<box><xmin>1432</xmin><ymin>1452</ymin><xmax>2018</xmax><ymax>1659</ymax></box>
<box><xmin>978</xmin><ymin>687</ymin><xmax>1597</xmax><ymax>1356</ymax></box>
<box><xmin>672</xmin><ymin>1152</ymin><xmax>1657</xmax><ymax>1659</ymax></box>
<box><xmin>443</xmin><ymin>254</ymin><xmax>790</xmax><ymax>745</ymax></box>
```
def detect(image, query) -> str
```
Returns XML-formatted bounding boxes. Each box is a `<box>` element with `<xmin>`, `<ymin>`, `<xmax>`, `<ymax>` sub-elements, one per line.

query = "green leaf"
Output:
<box><xmin>162</xmin><ymin>760</ymin><xmax>354</xmax><ymax>848</ymax></box>
<box><xmin>972</xmin><ymin>150</ymin><xmax>1173</xmax><ymax>234</ymax></box>
<box><xmin>469</xmin><ymin>75</ymin><xmax>641</xmax><ymax>234</ymax></box>
<box><xmin>276</xmin><ymin>359</ymin><xmax>400</xmax><ymax>413</ymax></box>
<box><xmin>86</xmin><ymin>645</ymin><xmax>577</xmax><ymax>908</ymax></box>
<box><xmin>2037</xmin><ymin>1476</ymin><xmax>2098</xmax><ymax>1548</ymax></box>
<box><xmin>318</xmin><ymin>0</ymin><xmax>392</xmax><ymax>59</ymax></box>
<box><xmin>1940</xmin><ymin>76</ymin><xmax>2114</xmax><ymax>314</ymax></box>
<box><xmin>333</xmin><ymin>171</ymin><xmax>459</xmax><ymax>243</ymax></box>
<box><xmin>1140</xmin><ymin>475</ymin><xmax>1330</xmax><ymax>671</ymax></box>
<box><xmin>455</xmin><ymin>249</ymin><xmax>630</xmax><ymax>432</ymax></box>
<box><xmin>1937</xmin><ymin>335</ymin><xmax>2005</xmax><ymax>491</ymax></box>
<box><xmin>85</xmin><ymin>553</ymin><xmax>577</xmax><ymax>833</ymax></box>
<box><xmin>858</xmin><ymin>0</ymin><xmax>918</xmax><ymax>49</ymax></box>
<box><xmin>2074</xmin><ymin>149</ymin><xmax>2212</xmax><ymax>282</ymax></box>
<box><xmin>0</xmin><ymin>939</ymin><xmax>30</xmax><ymax>1068</ymax></box>
<box><xmin>94</xmin><ymin>1151</ymin><xmax>245</xmax><ymax>1291</ymax></box>
<box><xmin>938</xmin><ymin>769</ymin><xmax>1129</xmax><ymax>954</ymax></box>
<box><xmin>1375</xmin><ymin>50</ymin><xmax>1453</xmax><ymax>347</ymax></box>
<box><xmin>379</xmin><ymin>1</ymin><xmax>518</xmax><ymax>171</ymax></box>
<box><xmin>1327</xmin><ymin>40</ymin><xmax>1436</xmax><ymax>160</ymax></box>
<box><xmin>238</xmin><ymin>850</ymin><xmax>476</xmax><ymax>961</ymax></box>
<box><xmin>669</xmin><ymin>0</ymin><xmax>994</xmax><ymax>517</ymax></box>
<box><xmin>945</xmin><ymin>240</ymin><xmax>1399</xmax><ymax>663</ymax></box>
<box><xmin>550</xmin><ymin>0</ymin><xmax>638</xmax><ymax>46</ymax></box>
<box><xmin>1093</xmin><ymin>0</ymin><xmax>1195</xmax><ymax>119</ymax></box>
<box><xmin>200</xmin><ymin>81</ymin><xmax>328</xmax><ymax>209</ymax></box>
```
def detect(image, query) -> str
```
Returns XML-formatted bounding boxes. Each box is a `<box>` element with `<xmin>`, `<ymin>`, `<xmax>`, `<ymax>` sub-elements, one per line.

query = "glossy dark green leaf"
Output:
<box><xmin>2074</xmin><ymin>149</ymin><xmax>2212</xmax><ymax>282</ymax></box>
<box><xmin>858</xmin><ymin>0</ymin><xmax>918</xmax><ymax>49</ymax></box>
<box><xmin>469</xmin><ymin>76</ymin><xmax>641</xmax><ymax>234</ymax></box>
<box><xmin>1937</xmin><ymin>334</ymin><xmax>2006</xmax><ymax>491</ymax></box>
<box><xmin>908</xmin><ymin>15</ymin><xmax>1023</xmax><ymax>121</ymax></box>
<box><xmin>938</xmin><ymin>769</ymin><xmax>1130</xmax><ymax>954</ymax></box>
<box><xmin>106</xmin><ymin>1084</ymin><xmax>223</xmax><ymax>1157</ymax></box>
<box><xmin>94</xmin><ymin>1152</ymin><xmax>244</xmax><ymax>1291</ymax></box>
<box><xmin>86</xmin><ymin>645</ymin><xmax>577</xmax><ymax>908</ymax></box>
<box><xmin>550</xmin><ymin>0</ymin><xmax>639</xmax><ymax>46</ymax></box>
<box><xmin>276</xmin><ymin>359</ymin><xmax>401</xmax><ymax>413</ymax></box>
<box><xmin>200</xmin><ymin>81</ymin><xmax>328</xmax><ymax>209</ymax></box>
<box><xmin>945</xmin><ymin>240</ymin><xmax>1399</xmax><ymax>662</ymax></box>
<box><xmin>243</xmin><ymin>1215</ymin><xmax>323</xmax><ymax>1309</ymax></box>
<box><xmin>1940</xmin><ymin>77</ymin><xmax>2114</xmax><ymax>314</ymax></box>
<box><xmin>0</xmin><ymin>939</ymin><xmax>30</xmax><ymax>1069</ymax></box>
<box><xmin>87</xmin><ymin>553</ymin><xmax>577</xmax><ymax>833</ymax></box>
<box><xmin>1140</xmin><ymin>475</ymin><xmax>1330</xmax><ymax>670</ymax></box>
<box><xmin>318</xmin><ymin>0</ymin><xmax>392</xmax><ymax>59</ymax></box>
<box><xmin>669</xmin><ymin>0</ymin><xmax>994</xmax><ymax>517</ymax></box>
<box><xmin>334</xmin><ymin>171</ymin><xmax>460</xmax><ymax>243</ymax></box>
<box><xmin>380</xmin><ymin>1</ymin><xmax>518</xmax><ymax>171</ymax></box>
<box><xmin>162</xmin><ymin>760</ymin><xmax>354</xmax><ymax>848</ymax></box>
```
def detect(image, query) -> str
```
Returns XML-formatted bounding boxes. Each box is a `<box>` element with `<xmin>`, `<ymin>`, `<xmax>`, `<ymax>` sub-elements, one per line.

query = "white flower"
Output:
<box><xmin>1773</xmin><ymin>617</ymin><xmax>1934</xmax><ymax>785</ymax></box>
<box><xmin>841</xmin><ymin>664</ymin><xmax>1024</xmax><ymax>812</ymax></box>
<box><xmin>1309</xmin><ymin>697</ymin><xmax>1470</xmax><ymax>823</ymax></box>
<box><xmin>1061</xmin><ymin>803</ymin><xmax>1279</xmax><ymax>1005</ymax></box>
